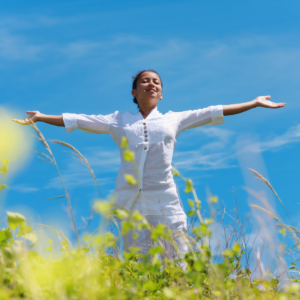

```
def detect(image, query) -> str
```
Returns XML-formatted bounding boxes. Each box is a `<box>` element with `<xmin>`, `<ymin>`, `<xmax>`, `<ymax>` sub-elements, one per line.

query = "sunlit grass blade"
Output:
<box><xmin>285</xmin><ymin>243</ymin><xmax>300</xmax><ymax>252</ymax></box>
<box><xmin>36</xmin><ymin>223</ymin><xmax>72</xmax><ymax>247</ymax></box>
<box><xmin>275</xmin><ymin>224</ymin><xmax>300</xmax><ymax>244</ymax></box>
<box><xmin>51</xmin><ymin>140</ymin><xmax>103</xmax><ymax>199</ymax></box>
<box><xmin>250</xmin><ymin>204</ymin><xmax>282</xmax><ymax>223</ymax></box>
<box><xmin>249</xmin><ymin>168</ymin><xmax>294</xmax><ymax>228</ymax></box>
<box><xmin>29</xmin><ymin>121</ymin><xmax>79</xmax><ymax>247</ymax></box>
<box><xmin>39</xmin><ymin>195</ymin><xmax>66</xmax><ymax>202</ymax></box>
<box><xmin>31</xmin><ymin>150</ymin><xmax>54</xmax><ymax>164</ymax></box>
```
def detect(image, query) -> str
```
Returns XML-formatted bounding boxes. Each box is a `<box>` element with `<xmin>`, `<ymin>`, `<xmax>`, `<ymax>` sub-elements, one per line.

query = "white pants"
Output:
<box><xmin>119</xmin><ymin>215</ymin><xmax>189</xmax><ymax>265</ymax></box>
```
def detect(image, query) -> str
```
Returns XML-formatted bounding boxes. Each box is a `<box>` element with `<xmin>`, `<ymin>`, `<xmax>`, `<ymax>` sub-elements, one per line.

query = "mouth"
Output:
<box><xmin>146</xmin><ymin>88</ymin><xmax>156</xmax><ymax>92</ymax></box>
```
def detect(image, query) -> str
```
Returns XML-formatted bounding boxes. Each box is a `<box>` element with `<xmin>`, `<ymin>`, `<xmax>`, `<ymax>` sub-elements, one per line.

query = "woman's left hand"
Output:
<box><xmin>255</xmin><ymin>96</ymin><xmax>286</xmax><ymax>109</ymax></box>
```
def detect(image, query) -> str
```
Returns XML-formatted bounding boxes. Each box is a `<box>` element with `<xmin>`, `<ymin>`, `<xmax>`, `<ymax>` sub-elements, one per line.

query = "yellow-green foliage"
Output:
<box><xmin>0</xmin><ymin>207</ymin><xmax>298</xmax><ymax>300</ymax></box>
<box><xmin>1</xmin><ymin>145</ymin><xmax>300</xmax><ymax>299</ymax></box>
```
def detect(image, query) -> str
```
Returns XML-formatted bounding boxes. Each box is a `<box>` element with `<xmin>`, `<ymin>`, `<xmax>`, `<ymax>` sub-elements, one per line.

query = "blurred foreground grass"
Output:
<box><xmin>1</xmin><ymin>125</ymin><xmax>300</xmax><ymax>299</ymax></box>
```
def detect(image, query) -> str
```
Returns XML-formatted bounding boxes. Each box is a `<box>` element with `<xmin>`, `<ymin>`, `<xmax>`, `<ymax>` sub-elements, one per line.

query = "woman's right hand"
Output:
<box><xmin>12</xmin><ymin>111</ymin><xmax>43</xmax><ymax>125</ymax></box>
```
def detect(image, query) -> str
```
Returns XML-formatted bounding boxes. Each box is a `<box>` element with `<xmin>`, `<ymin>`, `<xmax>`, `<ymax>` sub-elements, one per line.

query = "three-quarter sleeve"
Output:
<box><xmin>178</xmin><ymin>105</ymin><xmax>224</xmax><ymax>134</ymax></box>
<box><xmin>62</xmin><ymin>112</ymin><xmax>116</xmax><ymax>134</ymax></box>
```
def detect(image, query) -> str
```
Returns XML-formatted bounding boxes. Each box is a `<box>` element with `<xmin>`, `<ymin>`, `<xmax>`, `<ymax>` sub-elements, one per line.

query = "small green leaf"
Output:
<box><xmin>279</xmin><ymin>227</ymin><xmax>286</xmax><ymax>238</ymax></box>
<box><xmin>204</xmin><ymin>218</ymin><xmax>213</xmax><ymax>225</ymax></box>
<box><xmin>23</xmin><ymin>232</ymin><xmax>37</xmax><ymax>243</ymax></box>
<box><xmin>16</xmin><ymin>224</ymin><xmax>37</xmax><ymax>243</ymax></box>
<box><xmin>0</xmin><ymin>159</ymin><xmax>9</xmax><ymax>174</ymax></box>
<box><xmin>46</xmin><ymin>245</ymin><xmax>53</xmax><ymax>252</ymax></box>
<box><xmin>222</xmin><ymin>249</ymin><xmax>233</xmax><ymax>257</ymax></box>
<box><xmin>0</xmin><ymin>184</ymin><xmax>8</xmax><ymax>192</ymax></box>
<box><xmin>188</xmin><ymin>199</ymin><xmax>194</xmax><ymax>207</ymax></box>
<box><xmin>60</xmin><ymin>239</ymin><xmax>69</xmax><ymax>251</ymax></box>
<box><xmin>172</xmin><ymin>167</ymin><xmax>180</xmax><ymax>177</ymax></box>
<box><xmin>237</xmin><ymin>268</ymin><xmax>252</xmax><ymax>277</ymax></box>
<box><xmin>195</xmin><ymin>199</ymin><xmax>201</xmax><ymax>209</ymax></box>
<box><xmin>211</xmin><ymin>196</ymin><xmax>218</xmax><ymax>203</ymax></box>
<box><xmin>132</xmin><ymin>232</ymin><xmax>139</xmax><ymax>240</ymax></box>
<box><xmin>149</xmin><ymin>246</ymin><xmax>164</xmax><ymax>255</ymax></box>
<box><xmin>232</xmin><ymin>243</ymin><xmax>241</xmax><ymax>254</ymax></box>
<box><xmin>123</xmin><ymin>150</ymin><xmax>135</xmax><ymax>162</ymax></box>
<box><xmin>7</xmin><ymin>212</ymin><xmax>26</xmax><ymax>230</ymax></box>
<box><xmin>114</xmin><ymin>209</ymin><xmax>129</xmax><ymax>219</ymax></box>
<box><xmin>93</xmin><ymin>201</ymin><xmax>113</xmax><ymax>215</ymax></box>
<box><xmin>187</xmin><ymin>209</ymin><xmax>195</xmax><ymax>216</ymax></box>
<box><xmin>0</xmin><ymin>229</ymin><xmax>11</xmax><ymax>243</ymax></box>
<box><xmin>184</xmin><ymin>179</ymin><xmax>193</xmax><ymax>193</ymax></box>
<box><xmin>124</xmin><ymin>174</ymin><xmax>137</xmax><ymax>185</ymax></box>
<box><xmin>17</xmin><ymin>224</ymin><xmax>34</xmax><ymax>237</ymax></box>
<box><xmin>132</xmin><ymin>210</ymin><xmax>144</xmax><ymax>221</ymax></box>
<box><xmin>0</xmin><ymin>230</ymin><xmax>6</xmax><ymax>242</ymax></box>
<box><xmin>121</xmin><ymin>137</ymin><xmax>129</xmax><ymax>149</ymax></box>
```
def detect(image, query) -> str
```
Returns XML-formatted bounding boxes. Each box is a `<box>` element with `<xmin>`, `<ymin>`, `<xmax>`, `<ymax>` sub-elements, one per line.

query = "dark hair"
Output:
<box><xmin>132</xmin><ymin>69</ymin><xmax>163</xmax><ymax>109</ymax></box>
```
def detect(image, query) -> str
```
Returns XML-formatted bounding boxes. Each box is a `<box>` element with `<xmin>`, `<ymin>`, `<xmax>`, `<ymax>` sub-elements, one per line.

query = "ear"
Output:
<box><xmin>159</xmin><ymin>93</ymin><xmax>163</xmax><ymax>100</ymax></box>
<box><xmin>131</xmin><ymin>89</ymin><xmax>136</xmax><ymax>97</ymax></box>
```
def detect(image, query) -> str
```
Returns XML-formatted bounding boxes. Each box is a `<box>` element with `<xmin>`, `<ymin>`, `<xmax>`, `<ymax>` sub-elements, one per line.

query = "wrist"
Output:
<box><xmin>251</xmin><ymin>99</ymin><xmax>259</xmax><ymax>108</ymax></box>
<box><xmin>36</xmin><ymin>113</ymin><xmax>44</xmax><ymax>122</ymax></box>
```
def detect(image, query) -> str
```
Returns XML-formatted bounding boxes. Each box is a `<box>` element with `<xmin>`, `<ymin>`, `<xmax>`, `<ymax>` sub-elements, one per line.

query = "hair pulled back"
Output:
<box><xmin>132</xmin><ymin>70</ymin><xmax>163</xmax><ymax>109</ymax></box>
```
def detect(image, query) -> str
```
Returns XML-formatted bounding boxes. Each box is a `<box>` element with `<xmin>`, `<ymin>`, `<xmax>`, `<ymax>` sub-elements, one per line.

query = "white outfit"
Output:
<box><xmin>63</xmin><ymin>105</ymin><xmax>224</xmax><ymax>260</ymax></box>
<box><xmin>62</xmin><ymin>105</ymin><xmax>225</xmax><ymax>223</ymax></box>
<box><xmin>119</xmin><ymin>214</ymin><xmax>189</xmax><ymax>269</ymax></box>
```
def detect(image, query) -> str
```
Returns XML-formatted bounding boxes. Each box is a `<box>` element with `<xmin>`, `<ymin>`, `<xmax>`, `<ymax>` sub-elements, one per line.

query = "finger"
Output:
<box><xmin>273</xmin><ymin>103</ymin><xmax>286</xmax><ymax>108</ymax></box>
<box><xmin>12</xmin><ymin>119</ymin><xmax>25</xmax><ymax>125</ymax></box>
<box><xmin>265</xmin><ymin>95</ymin><xmax>271</xmax><ymax>100</ymax></box>
<box><xmin>12</xmin><ymin>118</ymin><xmax>32</xmax><ymax>125</ymax></box>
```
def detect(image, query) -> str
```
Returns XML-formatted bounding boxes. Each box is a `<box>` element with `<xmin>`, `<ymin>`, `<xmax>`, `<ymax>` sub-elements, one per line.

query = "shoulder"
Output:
<box><xmin>164</xmin><ymin>110</ymin><xmax>184</xmax><ymax>119</ymax></box>
<box><xmin>160</xmin><ymin>110</ymin><xmax>185</xmax><ymax>125</ymax></box>
<box><xmin>121</xmin><ymin>110</ymin><xmax>135</xmax><ymax>117</ymax></box>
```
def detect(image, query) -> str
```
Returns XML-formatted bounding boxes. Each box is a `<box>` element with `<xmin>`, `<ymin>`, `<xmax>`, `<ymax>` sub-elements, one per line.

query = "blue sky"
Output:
<box><xmin>0</xmin><ymin>0</ymin><xmax>300</xmax><ymax>247</ymax></box>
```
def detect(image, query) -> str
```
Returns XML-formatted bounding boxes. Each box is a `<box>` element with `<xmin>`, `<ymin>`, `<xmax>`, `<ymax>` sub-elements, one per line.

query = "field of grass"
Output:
<box><xmin>0</xmin><ymin>123</ymin><xmax>300</xmax><ymax>299</ymax></box>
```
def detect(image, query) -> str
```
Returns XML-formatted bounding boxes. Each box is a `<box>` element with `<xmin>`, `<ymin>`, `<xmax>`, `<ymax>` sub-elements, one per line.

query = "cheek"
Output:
<box><xmin>137</xmin><ymin>84</ymin><xmax>147</xmax><ymax>92</ymax></box>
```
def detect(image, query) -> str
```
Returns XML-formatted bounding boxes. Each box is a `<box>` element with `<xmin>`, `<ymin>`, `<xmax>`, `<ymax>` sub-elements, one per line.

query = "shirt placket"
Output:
<box><xmin>138</xmin><ymin>120</ymin><xmax>149</xmax><ymax>215</ymax></box>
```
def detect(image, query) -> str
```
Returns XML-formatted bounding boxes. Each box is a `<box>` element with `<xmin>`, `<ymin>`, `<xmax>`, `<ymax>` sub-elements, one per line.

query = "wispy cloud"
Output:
<box><xmin>238</xmin><ymin>124</ymin><xmax>300</xmax><ymax>154</ymax></box>
<box><xmin>174</xmin><ymin>127</ymin><xmax>236</xmax><ymax>170</ymax></box>
<box><xmin>10</xmin><ymin>184</ymin><xmax>39</xmax><ymax>193</ymax></box>
<box><xmin>0</xmin><ymin>29</ymin><xmax>46</xmax><ymax>60</ymax></box>
<box><xmin>173</xmin><ymin>123</ymin><xmax>300</xmax><ymax>171</ymax></box>
<box><xmin>44</xmin><ymin>147</ymin><xmax>119</xmax><ymax>190</ymax></box>
<box><xmin>45</xmin><ymin>171</ymin><xmax>114</xmax><ymax>190</ymax></box>
<box><xmin>84</xmin><ymin>148</ymin><xmax>120</xmax><ymax>170</ymax></box>
<box><xmin>1</xmin><ymin>13</ymin><xmax>300</xmax><ymax>102</ymax></box>
<box><xmin>0</xmin><ymin>15</ymin><xmax>59</xmax><ymax>30</ymax></box>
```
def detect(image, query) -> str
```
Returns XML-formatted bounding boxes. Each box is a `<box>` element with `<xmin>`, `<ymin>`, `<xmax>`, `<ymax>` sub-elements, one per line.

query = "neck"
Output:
<box><xmin>139</xmin><ymin>105</ymin><xmax>156</xmax><ymax>119</ymax></box>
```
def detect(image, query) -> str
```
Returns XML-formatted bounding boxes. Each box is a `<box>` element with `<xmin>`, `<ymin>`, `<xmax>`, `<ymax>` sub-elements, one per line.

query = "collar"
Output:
<box><xmin>135</xmin><ymin>106</ymin><xmax>159</xmax><ymax>120</ymax></box>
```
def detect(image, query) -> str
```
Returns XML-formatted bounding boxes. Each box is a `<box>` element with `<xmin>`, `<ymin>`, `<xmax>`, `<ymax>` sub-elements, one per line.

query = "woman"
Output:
<box><xmin>13</xmin><ymin>70</ymin><xmax>285</xmax><ymax>259</ymax></box>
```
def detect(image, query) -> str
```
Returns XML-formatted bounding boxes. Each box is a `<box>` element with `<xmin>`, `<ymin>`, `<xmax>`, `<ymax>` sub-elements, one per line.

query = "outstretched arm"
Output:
<box><xmin>223</xmin><ymin>96</ymin><xmax>286</xmax><ymax>116</ymax></box>
<box><xmin>12</xmin><ymin>111</ymin><xmax>65</xmax><ymax>127</ymax></box>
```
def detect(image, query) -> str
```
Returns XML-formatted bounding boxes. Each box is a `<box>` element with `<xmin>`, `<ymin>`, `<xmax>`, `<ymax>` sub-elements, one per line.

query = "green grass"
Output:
<box><xmin>1</xmin><ymin>126</ymin><xmax>300</xmax><ymax>299</ymax></box>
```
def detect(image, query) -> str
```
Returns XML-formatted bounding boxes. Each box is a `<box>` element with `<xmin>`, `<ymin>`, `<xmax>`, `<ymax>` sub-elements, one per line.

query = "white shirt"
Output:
<box><xmin>62</xmin><ymin>105</ymin><xmax>225</xmax><ymax>221</ymax></box>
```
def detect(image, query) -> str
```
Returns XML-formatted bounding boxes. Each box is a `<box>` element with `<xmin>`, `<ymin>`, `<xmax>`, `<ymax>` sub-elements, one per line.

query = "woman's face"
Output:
<box><xmin>132</xmin><ymin>71</ymin><xmax>163</xmax><ymax>108</ymax></box>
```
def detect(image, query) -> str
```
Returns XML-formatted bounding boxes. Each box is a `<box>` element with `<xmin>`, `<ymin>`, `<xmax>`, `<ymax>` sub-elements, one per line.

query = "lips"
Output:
<box><xmin>147</xmin><ymin>88</ymin><xmax>156</xmax><ymax>92</ymax></box>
